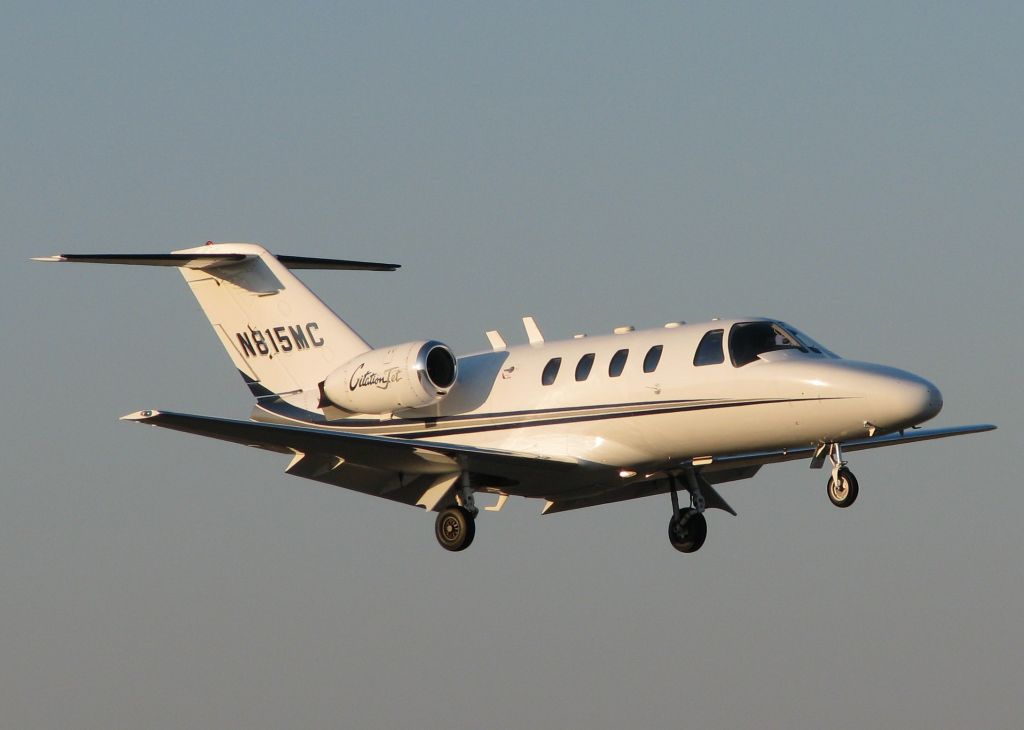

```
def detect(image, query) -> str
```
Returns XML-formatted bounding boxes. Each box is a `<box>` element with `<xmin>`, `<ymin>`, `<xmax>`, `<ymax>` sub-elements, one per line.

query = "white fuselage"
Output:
<box><xmin>264</xmin><ymin>318</ymin><xmax>943</xmax><ymax>475</ymax></box>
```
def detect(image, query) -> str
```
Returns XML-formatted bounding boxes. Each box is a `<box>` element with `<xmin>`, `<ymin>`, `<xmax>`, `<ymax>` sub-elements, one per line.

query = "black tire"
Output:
<box><xmin>827</xmin><ymin>467</ymin><xmax>859</xmax><ymax>508</ymax></box>
<box><xmin>668</xmin><ymin>509</ymin><xmax>707</xmax><ymax>553</ymax></box>
<box><xmin>435</xmin><ymin>507</ymin><xmax>476</xmax><ymax>551</ymax></box>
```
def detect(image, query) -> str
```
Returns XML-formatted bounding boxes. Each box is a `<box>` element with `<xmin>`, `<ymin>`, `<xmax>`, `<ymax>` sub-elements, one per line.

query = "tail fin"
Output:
<box><xmin>35</xmin><ymin>242</ymin><xmax>398</xmax><ymax>413</ymax></box>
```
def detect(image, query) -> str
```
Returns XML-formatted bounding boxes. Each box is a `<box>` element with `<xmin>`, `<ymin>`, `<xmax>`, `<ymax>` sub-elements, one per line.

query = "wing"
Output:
<box><xmin>122</xmin><ymin>409</ymin><xmax>599</xmax><ymax>510</ymax></box>
<box><xmin>540</xmin><ymin>424</ymin><xmax>995</xmax><ymax>515</ymax></box>
<box><xmin>123</xmin><ymin>410</ymin><xmax>993</xmax><ymax>514</ymax></box>
<box><xmin>687</xmin><ymin>424</ymin><xmax>997</xmax><ymax>472</ymax></box>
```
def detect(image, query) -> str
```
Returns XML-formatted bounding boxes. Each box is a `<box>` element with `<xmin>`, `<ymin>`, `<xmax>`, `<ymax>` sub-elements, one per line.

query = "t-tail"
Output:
<box><xmin>34</xmin><ymin>242</ymin><xmax>399</xmax><ymax>417</ymax></box>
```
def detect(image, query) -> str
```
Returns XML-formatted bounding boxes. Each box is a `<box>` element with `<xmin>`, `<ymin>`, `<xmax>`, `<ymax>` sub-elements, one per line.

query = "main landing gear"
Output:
<box><xmin>819</xmin><ymin>442</ymin><xmax>859</xmax><ymax>508</ymax></box>
<box><xmin>434</xmin><ymin>476</ymin><xmax>478</xmax><ymax>552</ymax></box>
<box><xmin>435</xmin><ymin>506</ymin><xmax>476</xmax><ymax>551</ymax></box>
<box><xmin>667</xmin><ymin>470</ymin><xmax>708</xmax><ymax>553</ymax></box>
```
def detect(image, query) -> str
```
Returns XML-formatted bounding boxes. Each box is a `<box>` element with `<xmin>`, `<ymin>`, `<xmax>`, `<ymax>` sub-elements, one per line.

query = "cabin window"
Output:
<box><xmin>693</xmin><ymin>329</ymin><xmax>725</xmax><ymax>366</ymax></box>
<box><xmin>575</xmin><ymin>353</ymin><xmax>596</xmax><ymax>381</ymax></box>
<box><xmin>608</xmin><ymin>348</ymin><xmax>629</xmax><ymax>377</ymax></box>
<box><xmin>643</xmin><ymin>345</ymin><xmax>663</xmax><ymax>373</ymax></box>
<box><xmin>541</xmin><ymin>357</ymin><xmax>562</xmax><ymax>385</ymax></box>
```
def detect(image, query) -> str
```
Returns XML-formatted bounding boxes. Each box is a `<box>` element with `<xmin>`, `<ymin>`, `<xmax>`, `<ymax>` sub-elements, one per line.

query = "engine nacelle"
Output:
<box><xmin>320</xmin><ymin>340</ymin><xmax>458</xmax><ymax>414</ymax></box>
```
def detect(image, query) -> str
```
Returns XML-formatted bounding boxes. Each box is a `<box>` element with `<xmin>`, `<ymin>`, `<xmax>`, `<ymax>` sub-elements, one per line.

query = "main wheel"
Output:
<box><xmin>435</xmin><ymin>507</ymin><xmax>476</xmax><ymax>551</ymax></box>
<box><xmin>668</xmin><ymin>509</ymin><xmax>707</xmax><ymax>553</ymax></box>
<box><xmin>827</xmin><ymin>467</ymin><xmax>859</xmax><ymax>508</ymax></box>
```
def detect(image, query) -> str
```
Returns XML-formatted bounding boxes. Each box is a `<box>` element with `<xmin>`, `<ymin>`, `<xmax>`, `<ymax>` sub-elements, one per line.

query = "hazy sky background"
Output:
<box><xmin>3</xmin><ymin>2</ymin><xmax>1021</xmax><ymax>728</ymax></box>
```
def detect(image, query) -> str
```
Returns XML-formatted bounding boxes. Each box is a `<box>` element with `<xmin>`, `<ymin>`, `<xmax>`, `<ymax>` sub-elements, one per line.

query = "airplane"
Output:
<box><xmin>35</xmin><ymin>242</ymin><xmax>995</xmax><ymax>554</ymax></box>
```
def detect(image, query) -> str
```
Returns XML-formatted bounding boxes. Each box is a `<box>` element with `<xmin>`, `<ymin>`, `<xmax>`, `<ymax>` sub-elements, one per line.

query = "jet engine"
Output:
<box><xmin>320</xmin><ymin>340</ymin><xmax>458</xmax><ymax>414</ymax></box>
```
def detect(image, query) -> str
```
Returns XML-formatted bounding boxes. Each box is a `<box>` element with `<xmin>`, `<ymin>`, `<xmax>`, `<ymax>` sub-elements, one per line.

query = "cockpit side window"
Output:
<box><xmin>729</xmin><ymin>322</ymin><xmax>806</xmax><ymax>367</ymax></box>
<box><xmin>693</xmin><ymin>329</ymin><xmax>725</xmax><ymax>366</ymax></box>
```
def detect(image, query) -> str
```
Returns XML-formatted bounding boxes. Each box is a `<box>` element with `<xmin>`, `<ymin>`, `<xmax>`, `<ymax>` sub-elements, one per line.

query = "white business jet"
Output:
<box><xmin>36</xmin><ymin>243</ymin><xmax>994</xmax><ymax>553</ymax></box>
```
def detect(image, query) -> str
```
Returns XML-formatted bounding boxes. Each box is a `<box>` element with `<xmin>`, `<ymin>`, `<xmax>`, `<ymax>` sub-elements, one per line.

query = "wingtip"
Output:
<box><xmin>121</xmin><ymin>409</ymin><xmax>162</xmax><ymax>422</ymax></box>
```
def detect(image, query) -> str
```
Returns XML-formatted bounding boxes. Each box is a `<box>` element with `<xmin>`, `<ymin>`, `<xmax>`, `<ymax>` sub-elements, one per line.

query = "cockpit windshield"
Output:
<box><xmin>729</xmin><ymin>321</ymin><xmax>838</xmax><ymax>367</ymax></box>
<box><xmin>780</xmin><ymin>322</ymin><xmax>838</xmax><ymax>359</ymax></box>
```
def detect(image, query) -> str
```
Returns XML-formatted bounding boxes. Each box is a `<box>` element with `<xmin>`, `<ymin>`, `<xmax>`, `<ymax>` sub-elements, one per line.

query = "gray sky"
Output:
<box><xmin>3</xmin><ymin>2</ymin><xmax>1021</xmax><ymax>728</ymax></box>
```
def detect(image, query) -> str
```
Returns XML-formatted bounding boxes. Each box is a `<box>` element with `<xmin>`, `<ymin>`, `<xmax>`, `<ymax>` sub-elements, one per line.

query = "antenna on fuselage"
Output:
<box><xmin>485</xmin><ymin>330</ymin><xmax>507</xmax><ymax>350</ymax></box>
<box><xmin>522</xmin><ymin>316</ymin><xmax>544</xmax><ymax>344</ymax></box>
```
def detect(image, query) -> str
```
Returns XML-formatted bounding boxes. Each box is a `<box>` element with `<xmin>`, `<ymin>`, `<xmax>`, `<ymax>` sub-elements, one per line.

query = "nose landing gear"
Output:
<box><xmin>819</xmin><ymin>442</ymin><xmax>859</xmax><ymax>508</ymax></box>
<box><xmin>827</xmin><ymin>467</ymin><xmax>859</xmax><ymax>508</ymax></box>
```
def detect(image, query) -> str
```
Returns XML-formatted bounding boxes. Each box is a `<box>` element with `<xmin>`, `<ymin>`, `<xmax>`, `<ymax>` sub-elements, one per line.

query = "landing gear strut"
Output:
<box><xmin>667</xmin><ymin>471</ymin><xmax>708</xmax><ymax>553</ymax></box>
<box><xmin>435</xmin><ymin>470</ymin><xmax>478</xmax><ymax>552</ymax></box>
<box><xmin>824</xmin><ymin>442</ymin><xmax>859</xmax><ymax>508</ymax></box>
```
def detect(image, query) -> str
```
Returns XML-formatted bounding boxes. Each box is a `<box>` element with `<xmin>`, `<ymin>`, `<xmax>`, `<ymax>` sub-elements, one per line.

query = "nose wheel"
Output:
<box><xmin>817</xmin><ymin>442</ymin><xmax>859</xmax><ymax>508</ymax></box>
<box><xmin>827</xmin><ymin>467</ymin><xmax>859</xmax><ymax>508</ymax></box>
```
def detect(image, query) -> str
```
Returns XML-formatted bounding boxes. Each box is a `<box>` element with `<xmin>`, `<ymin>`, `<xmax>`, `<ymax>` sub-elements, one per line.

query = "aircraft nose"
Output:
<box><xmin>874</xmin><ymin>370</ymin><xmax>943</xmax><ymax>429</ymax></box>
<box><xmin>784</xmin><ymin>360</ymin><xmax>944</xmax><ymax>437</ymax></box>
<box><xmin>922</xmin><ymin>380</ymin><xmax>943</xmax><ymax>420</ymax></box>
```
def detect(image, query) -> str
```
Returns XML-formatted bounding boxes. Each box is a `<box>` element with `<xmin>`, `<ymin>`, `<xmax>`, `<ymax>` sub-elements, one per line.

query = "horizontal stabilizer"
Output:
<box><xmin>33</xmin><ymin>253</ymin><xmax>248</xmax><ymax>269</ymax></box>
<box><xmin>275</xmin><ymin>255</ymin><xmax>399</xmax><ymax>271</ymax></box>
<box><xmin>33</xmin><ymin>252</ymin><xmax>399</xmax><ymax>271</ymax></box>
